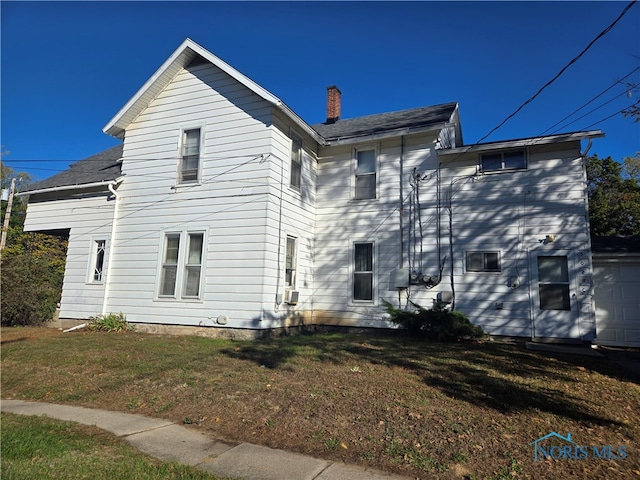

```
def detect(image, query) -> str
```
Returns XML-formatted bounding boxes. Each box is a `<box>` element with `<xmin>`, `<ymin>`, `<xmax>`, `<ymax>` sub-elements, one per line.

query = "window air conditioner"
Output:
<box><xmin>284</xmin><ymin>290</ymin><xmax>299</xmax><ymax>305</ymax></box>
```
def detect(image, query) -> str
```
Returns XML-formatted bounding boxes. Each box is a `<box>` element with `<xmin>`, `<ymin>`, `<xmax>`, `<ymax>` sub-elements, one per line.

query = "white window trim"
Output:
<box><xmin>480</xmin><ymin>148</ymin><xmax>528</xmax><ymax>173</ymax></box>
<box><xmin>86</xmin><ymin>237</ymin><xmax>109</xmax><ymax>285</ymax></box>
<box><xmin>352</xmin><ymin>145</ymin><xmax>379</xmax><ymax>201</ymax></box>
<box><xmin>289</xmin><ymin>130</ymin><xmax>303</xmax><ymax>192</ymax></box>
<box><xmin>177</xmin><ymin>125</ymin><xmax>205</xmax><ymax>185</ymax></box>
<box><xmin>155</xmin><ymin>230</ymin><xmax>207</xmax><ymax>302</ymax></box>
<box><xmin>350</xmin><ymin>239</ymin><xmax>377</xmax><ymax>305</ymax></box>
<box><xmin>284</xmin><ymin>234</ymin><xmax>298</xmax><ymax>290</ymax></box>
<box><xmin>465</xmin><ymin>250</ymin><xmax>502</xmax><ymax>273</ymax></box>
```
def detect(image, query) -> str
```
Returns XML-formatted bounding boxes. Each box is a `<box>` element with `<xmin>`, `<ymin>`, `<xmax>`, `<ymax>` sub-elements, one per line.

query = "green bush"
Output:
<box><xmin>87</xmin><ymin>312</ymin><xmax>132</xmax><ymax>332</ymax></box>
<box><xmin>384</xmin><ymin>300</ymin><xmax>485</xmax><ymax>342</ymax></box>
<box><xmin>1</xmin><ymin>253</ymin><xmax>65</xmax><ymax>326</ymax></box>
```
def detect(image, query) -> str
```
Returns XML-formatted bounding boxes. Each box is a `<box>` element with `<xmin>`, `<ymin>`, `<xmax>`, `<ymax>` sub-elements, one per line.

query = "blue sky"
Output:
<box><xmin>2</xmin><ymin>1</ymin><xmax>639</xmax><ymax>182</ymax></box>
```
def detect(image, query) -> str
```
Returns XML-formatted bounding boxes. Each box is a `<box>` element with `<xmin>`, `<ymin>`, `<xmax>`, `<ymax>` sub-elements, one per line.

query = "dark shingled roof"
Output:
<box><xmin>23</xmin><ymin>145</ymin><xmax>123</xmax><ymax>193</ymax></box>
<box><xmin>591</xmin><ymin>235</ymin><xmax>640</xmax><ymax>254</ymax></box>
<box><xmin>24</xmin><ymin>102</ymin><xmax>456</xmax><ymax>193</ymax></box>
<box><xmin>311</xmin><ymin>102</ymin><xmax>457</xmax><ymax>142</ymax></box>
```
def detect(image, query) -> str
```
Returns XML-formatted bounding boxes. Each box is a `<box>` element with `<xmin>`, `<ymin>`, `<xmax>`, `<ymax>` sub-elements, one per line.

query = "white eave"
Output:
<box><xmin>437</xmin><ymin>130</ymin><xmax>604</xmax><ymax>155</ymax></box>
<box><xmin>103</xmin><ymin>38</ymin><xmax>325</xmax><ymax>145</ymax></box>
<box><xmin>323</xmin><ymin>122</ymin><xmax>451</xmax><ymax>147</ymax></box>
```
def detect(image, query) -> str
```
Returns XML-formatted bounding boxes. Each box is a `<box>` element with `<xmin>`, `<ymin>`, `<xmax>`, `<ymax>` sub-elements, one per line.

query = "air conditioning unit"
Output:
<box><xmin>284</xmin><ymin>290</ymin><xmax>299</xmax><ymax>305</ymax></box>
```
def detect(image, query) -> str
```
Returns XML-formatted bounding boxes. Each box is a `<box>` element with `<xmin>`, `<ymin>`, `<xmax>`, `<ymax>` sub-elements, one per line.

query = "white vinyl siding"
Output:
<box><xmin>23</xmin><ymin>191</ymin><xmax>114</xmax><ymax>319</ymax></box>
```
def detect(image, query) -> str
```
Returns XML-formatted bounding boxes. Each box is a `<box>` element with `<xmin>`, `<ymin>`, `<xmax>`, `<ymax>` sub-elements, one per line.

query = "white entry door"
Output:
<box><xmin>530</xmin><ymin>251</ymin><xmax>579</xmax><ymax>339</ymax></box>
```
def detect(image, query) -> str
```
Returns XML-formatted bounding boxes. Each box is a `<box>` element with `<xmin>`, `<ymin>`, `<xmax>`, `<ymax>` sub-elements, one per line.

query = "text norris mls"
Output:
<box><xmin>530</xmin><ymin>432</ymin><xmax>627</xmax><ymax>461</ymax></box>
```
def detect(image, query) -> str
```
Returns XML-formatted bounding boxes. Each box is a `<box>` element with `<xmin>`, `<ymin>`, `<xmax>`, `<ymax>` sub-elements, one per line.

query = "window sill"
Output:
<box><xmin>480</xmin><ymin>167</ymin><xmax>527</xmax><ymax>175</ymax></box>
<box><xmin>172</xmin><ymin>182</ymin><xmax>202</xmax><ymax>190</ymax></box>
<box><xmin>154</xmin><ymin>297</ymin><xmax>203</xmax><ymax>303</ymax></box>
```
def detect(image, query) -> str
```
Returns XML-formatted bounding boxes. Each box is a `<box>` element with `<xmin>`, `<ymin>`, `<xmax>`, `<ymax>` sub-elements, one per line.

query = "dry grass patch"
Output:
<box><xmin>2</xmin><ymin>327</ymin><xmax>639</xmax><ymax>479</ymax></box>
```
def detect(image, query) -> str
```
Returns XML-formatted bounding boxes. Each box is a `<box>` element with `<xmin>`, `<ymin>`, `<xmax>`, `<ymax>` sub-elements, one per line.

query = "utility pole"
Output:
<box><xmin>1</xmin><ymin>177</ymin><xmax>16</xmax><ymax>251</ymax></box>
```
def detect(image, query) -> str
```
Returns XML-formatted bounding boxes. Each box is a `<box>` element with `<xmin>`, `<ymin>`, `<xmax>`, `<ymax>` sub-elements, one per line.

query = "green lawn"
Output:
<box><xmin>2</xmin><ymin>327</ymin><xmax>639</xmax><ymax>479</ymax></box>
<box><xmin>1</xmin><ymin>412</ymin><xmax>222</xmax><ymax>479</ymax></box>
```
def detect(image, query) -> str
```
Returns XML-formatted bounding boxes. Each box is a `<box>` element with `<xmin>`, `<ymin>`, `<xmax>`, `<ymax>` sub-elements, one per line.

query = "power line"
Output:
<box><xmin>539</xmin><ymin>65</ymin><xmax>640</xmax><ymax>136</ymax></box>
<box><xmin>475</xmin><ymin>0</ymin><xmax>638</xmax><ymax>145</ymax></box>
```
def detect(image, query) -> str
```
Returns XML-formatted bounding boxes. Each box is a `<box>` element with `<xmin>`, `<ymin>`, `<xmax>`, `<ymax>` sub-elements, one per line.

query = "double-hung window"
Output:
<box><xmin>159</xmin><ymin>232</ymin><xmax>205</xmax><ymax>299</ymax></box>
<box><xmin>183</xmin><ymin>233</ymin><xmax>204</xmax><ymax>298</ymax></box>
<box><xmin>160</xmin><ymin>234</ymin><xmax>181</xmax><ymax>296</ymax></box>
<box><xmin>180</xmin><ymin>128</ymin><xmax>201</xmax><ymax>183</ymax></box>
<box><xmin>353</xmin><ymin>242</ymin><xmax>374</xmax><ymax>301</ymax></box>
<box><xmin>355</xmin><ymin>148</ymin><xmax>376</xmax><ymax>199</ymax></box>
<box><xmin>285</xmin><ymin>236</ymin><xmax>297</xmax><ymax>288</ymax></box>
<box><xmin>466</xmin><ymin>251</ymin><xmax>501</xmax><ymax>272</ymax></box>
<box><xmin>290</xmin><ymin>133</ymin><xmax>302</xmax><ymax>191</ymax></box>
<box><xmin>88</xmin><ymin>239</ymin><xmax>107</xmax><ymax>283</ymax></box>
<box><xmin>480</xmin><ymin>149</ymin><xmax>526</xmax><ymax>172</ymax></box>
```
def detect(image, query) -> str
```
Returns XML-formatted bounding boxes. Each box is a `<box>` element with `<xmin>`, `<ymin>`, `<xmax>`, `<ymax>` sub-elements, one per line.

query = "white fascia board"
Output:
<box><xmin>323</xmin><ymin>123</ymin><xmax>448</xmax><ymax>147</ymax></box>
<box><xmin>103</xmin><ymin>39</ymin><xmax>324</xmax><ymax>145</ymax></box>
<box><xmin>437</xmin><ymin>130</ymin><xmax>605</xmax><ymax>156</ymax></box>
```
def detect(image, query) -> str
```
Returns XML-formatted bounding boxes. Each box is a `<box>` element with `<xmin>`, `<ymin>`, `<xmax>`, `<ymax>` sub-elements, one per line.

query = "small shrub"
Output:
<box><xmin>384</xmin><ymin>300</ymin><xmax>485</xmax><ymax>342</ymax></box>
<box><xmin>87</xmin><ymin>312</ymin><xmax>132</xmax><ymax>332</ymax></box>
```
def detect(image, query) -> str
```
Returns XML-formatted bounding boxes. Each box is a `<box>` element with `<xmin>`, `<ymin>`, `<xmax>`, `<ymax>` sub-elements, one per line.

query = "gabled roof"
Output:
<box><xmin>103</xmin><ymin>38</ymin><xmax>324</xmax><ymax>145</ymax></box>
<box><xmin>312</xmin><ymin>102</ymin><xmax>458</xmax><ymax>145</ymax></box>
<box><xmin>20</xmin><ymin>145</ymin><xmax>123</xmax><ymax>195</ymax></box>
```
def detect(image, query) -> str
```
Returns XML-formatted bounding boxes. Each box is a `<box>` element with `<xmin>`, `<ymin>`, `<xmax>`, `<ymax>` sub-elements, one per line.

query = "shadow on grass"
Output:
<box><xmin>221</xmin><ymin>333</ymin><xmax>625</xmax><ymax>427</ymax></box>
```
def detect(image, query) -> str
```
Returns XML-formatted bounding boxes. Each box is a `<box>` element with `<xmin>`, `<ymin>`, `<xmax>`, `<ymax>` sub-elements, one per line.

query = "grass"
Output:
<box><xmin>1</xmin><ymin>412</ymin><xmax>223</xmax><ymax>479</ymax></box>
<box><xmin>1</xmin><ymin>326</ymin><xmax>639</xmax><ymax>479</ymax></box>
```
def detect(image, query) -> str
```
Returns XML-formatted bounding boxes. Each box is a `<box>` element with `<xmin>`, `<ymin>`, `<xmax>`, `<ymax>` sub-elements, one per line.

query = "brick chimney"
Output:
<box><xmin>326</xmin><ymin>86</ymin><xmax>341</xmax><ymax>124</ymax></box>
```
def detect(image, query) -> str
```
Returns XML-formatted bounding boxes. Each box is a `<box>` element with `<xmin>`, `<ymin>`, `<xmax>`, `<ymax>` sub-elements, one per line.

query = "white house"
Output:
<box><xmin>22</xmin><ymin>38</ymin><xmax>605</xmax><ymax>341</ymax></box>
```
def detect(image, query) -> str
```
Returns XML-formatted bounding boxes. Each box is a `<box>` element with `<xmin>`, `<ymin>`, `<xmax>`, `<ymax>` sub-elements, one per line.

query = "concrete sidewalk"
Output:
<box><xmin>1</xmin><ymin>399</ymin><xmax>409</xmax><ymax>480</ymax></box>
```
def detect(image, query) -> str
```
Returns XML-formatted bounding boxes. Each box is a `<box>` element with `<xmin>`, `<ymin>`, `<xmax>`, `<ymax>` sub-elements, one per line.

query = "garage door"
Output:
<box><xmin>593</xmin><ymin>260</ymin><xmax>640</xmax><ymax>347</ymax></box>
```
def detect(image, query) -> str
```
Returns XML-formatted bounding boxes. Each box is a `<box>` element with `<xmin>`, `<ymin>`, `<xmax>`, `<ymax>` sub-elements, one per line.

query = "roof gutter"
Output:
<box><xmin>322</xmin><ymin>122</ymin><xmax>449</xmax><ymax>147</ymax></box>
<box><xmin>437</xmin><ymin>130</ymin><xmax>604</xmax><ymax>156</ymax></box>
<box><xmin>18</xmin><ymin>179</ymin><xmax>121</xmax><ymax>197</ymax></box>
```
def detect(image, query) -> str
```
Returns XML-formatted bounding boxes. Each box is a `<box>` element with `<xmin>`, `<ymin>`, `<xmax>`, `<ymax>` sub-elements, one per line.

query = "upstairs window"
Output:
<box><xmin>481</xmin><ymin>149</ymin><xmax>526</xmax><ymax>172</ymax></box>
<box><xmin>180</xmin><ymin>128</ymin><xmax>201</xmax><ymax>183</ymax></box>
<box><xmin>466</xmin><ymin>251</ymin><xmax>501</xmax><ymax>272</ymax></box>
<box><xmin>290</xmin><ymin>133</ymin><xmax>302</xmax><ymax>190</ymax></box>
<box><xmin>285</xmin><ymin>235</ymin><xmax>297</xmax><ymax>288</ymax></box>
<box><xmin>355</xmin><ymin>148</ymin><xmax>376</xmax><ymax>199</ymax></box>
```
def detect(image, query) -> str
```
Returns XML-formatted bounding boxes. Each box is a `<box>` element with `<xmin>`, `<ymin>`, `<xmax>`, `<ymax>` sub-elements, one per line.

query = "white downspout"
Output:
<box><xmin>102</xmin><ymin>179</ymin><xmax>123</xmax><ymax>315</ymax></box>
